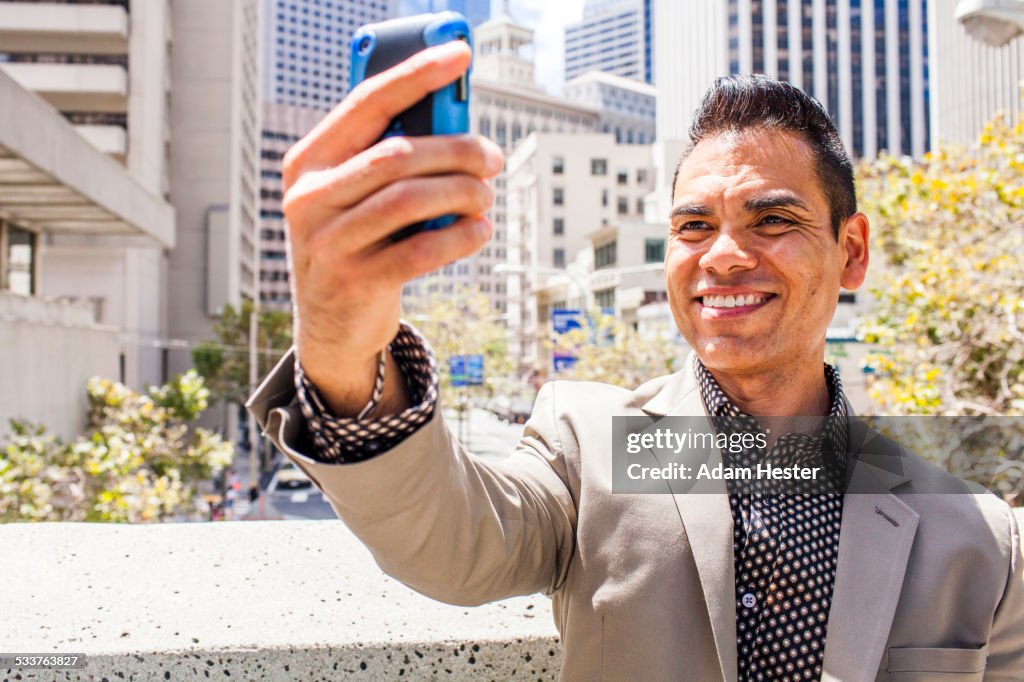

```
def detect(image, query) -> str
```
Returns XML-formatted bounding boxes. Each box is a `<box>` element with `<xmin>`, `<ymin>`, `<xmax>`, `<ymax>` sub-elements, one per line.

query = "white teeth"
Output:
<box><xmin>702</xmin><ymin>294</ymin><xmax>767</xmax><ymax>308</ymax></box>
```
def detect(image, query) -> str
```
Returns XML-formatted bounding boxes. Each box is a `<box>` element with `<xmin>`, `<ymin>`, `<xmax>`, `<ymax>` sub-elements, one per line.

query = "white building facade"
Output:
<box><xmin>167</xmin><ymin>0</ymin><xmax>262</xmax><ymax>378</ymax></box>
<box><xmin>0</xmin><ymin>0</ymin><xmax>176</xmax><ymax>435</ymax></box>
<box><xmin>563</xmin><ymin>69</ymin><xmax>657</xmax><ymax>145</ymax></box>
<box><xmin>928</xmin><ymin>0</ymin><xmax>1023</xmax><ymax>145</ymax></box>
<box><xmin>505</xmin><ymin>132</ymin><xmax>655</xmax><ymax>367</ymax></box>
<box><xmin>402</xmin><ymin>13</ymin><xmax>602</xmax><ymax>315</ymax></box>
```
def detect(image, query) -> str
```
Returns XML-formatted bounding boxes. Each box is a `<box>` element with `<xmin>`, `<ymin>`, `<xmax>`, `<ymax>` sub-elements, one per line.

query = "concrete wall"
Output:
<box><xmin>0</xmin><ymin>520</ymin><xmax>561</xmax><ymax>681</ymax></box>
<box><xmin>0</xmin><ymin>292</ymin><xmax>119</xmax><ymax>440</ymax></box>
<box><xmin>3</xmin><ymin>512</ymin><xmax>1022</xmax><ymax>680</ymax></box>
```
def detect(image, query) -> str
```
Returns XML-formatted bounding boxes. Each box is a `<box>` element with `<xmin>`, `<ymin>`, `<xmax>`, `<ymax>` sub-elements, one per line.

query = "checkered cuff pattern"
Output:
<box><xmin>293</xmin><ymin>321</ymin><xmax>439</xmax><ymax>463</ymax></box>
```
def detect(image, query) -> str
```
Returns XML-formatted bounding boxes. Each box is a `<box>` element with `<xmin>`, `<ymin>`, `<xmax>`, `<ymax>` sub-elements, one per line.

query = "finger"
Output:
<box><xmin>284</xmin><ymin>135</ymin><xmax>503</xmax><ymax>227</ymax></box>
<box><xmin>283</xmin><ymin>40</ymin><xmax>472</xmax><ymax>184</ymax></box>
<box><xmin>302</xmin><ymin>174</ymin><xmax>494</xmax><ymax>254</ymax></box>
<box><xmin>369</xmin><ymin>214</ymin><xmax>493</xmax><ymax>286</ymax></box>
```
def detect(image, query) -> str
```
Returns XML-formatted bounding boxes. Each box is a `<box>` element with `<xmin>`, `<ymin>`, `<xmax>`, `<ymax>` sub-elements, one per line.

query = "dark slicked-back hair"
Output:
<box><xmin>672</xmin><ymin>75</ymin><xmax>856</xmax><ymax>238</ymax></box>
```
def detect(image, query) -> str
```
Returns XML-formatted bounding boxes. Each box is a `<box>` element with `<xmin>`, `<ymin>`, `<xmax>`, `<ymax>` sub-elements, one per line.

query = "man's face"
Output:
<box><xmin>666</xmin><ymin>129</ymin><xmax>866</xmax><ymax>377</ymax></box>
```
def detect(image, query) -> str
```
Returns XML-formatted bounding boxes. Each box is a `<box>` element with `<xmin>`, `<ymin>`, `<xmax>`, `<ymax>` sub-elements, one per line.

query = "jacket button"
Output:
<box><xmin>742</xmin><ymin>592</ymin><xmax>757</xmax><ymax>608</ymax></box>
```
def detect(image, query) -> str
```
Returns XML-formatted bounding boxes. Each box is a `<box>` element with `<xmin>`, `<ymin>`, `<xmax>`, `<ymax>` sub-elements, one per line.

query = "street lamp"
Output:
<box><xmin>956</xmin><ymin>0</ymin><xmax>1024</xmax><ymax>47</ymax></box>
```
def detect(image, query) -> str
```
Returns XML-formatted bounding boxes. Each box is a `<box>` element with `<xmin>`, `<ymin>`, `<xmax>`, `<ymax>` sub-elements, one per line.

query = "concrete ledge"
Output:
<box><xmin>4</xmin><ymin>510</ymin><xmax>1021</xmax><ymax>680</ymax></box>
<box><xmin>0</xmin><ymin>521</ymin><xmax>560</xmax><ymax>681</ymax></box>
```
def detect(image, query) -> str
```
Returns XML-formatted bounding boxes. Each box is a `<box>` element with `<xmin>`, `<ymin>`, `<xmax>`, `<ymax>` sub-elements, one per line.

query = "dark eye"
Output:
<box><xmin>673</xmin><ymin>220</ymin><xmax>712</xmax><ymax>233</ymax></box>
<box><xmin>757</xmin><ymin>214</ymin><xmax>792</xmax><ymax>230</ymax></box>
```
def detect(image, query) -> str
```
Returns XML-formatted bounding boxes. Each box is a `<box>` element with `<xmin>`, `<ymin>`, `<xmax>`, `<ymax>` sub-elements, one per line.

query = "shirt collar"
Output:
<box><xmin>692</xmin><ymin>355</ymin><xmax>850</xmax><ymax>483</ymax></box>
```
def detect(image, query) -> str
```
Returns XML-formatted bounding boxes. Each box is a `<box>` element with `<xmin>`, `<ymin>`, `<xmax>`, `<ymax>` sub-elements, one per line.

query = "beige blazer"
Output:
<box><xmin>248</xmin><ymin>350</ymin><xmax>1024</xmax><ymax>681</ymax></box>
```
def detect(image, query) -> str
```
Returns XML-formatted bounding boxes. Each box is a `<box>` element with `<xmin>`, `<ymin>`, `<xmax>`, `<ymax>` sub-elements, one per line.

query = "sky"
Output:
<box><xmin>504</xmin><ymin>0</ymin><xmax>586</xmax><ymax>95</ymax></box>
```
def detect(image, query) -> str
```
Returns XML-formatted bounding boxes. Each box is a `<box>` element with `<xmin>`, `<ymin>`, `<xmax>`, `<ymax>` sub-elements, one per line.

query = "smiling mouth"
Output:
<box><xmin>699</xmin><ymin>293</ymin><xmax>775</xmax><ymax>309</ymax></box>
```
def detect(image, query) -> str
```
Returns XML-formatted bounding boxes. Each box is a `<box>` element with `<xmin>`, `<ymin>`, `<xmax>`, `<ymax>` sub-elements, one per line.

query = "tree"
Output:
<box><xmin>550</xmin><ymin>311</ymin><xmax>682</xmax><ymax>387</ymax></box>
<box><xmin>0</xmin><ymin>371</ymin><xmax>234</xmax><ymax>522</ymax></box>
<box><xmin>403</xmin><ymin>286</ymin><xmax>515</xmax><ymax>399</ymax></box>
<box><xmin>857</xmin><ymin>112</ymin><xmax>1024</xmax><ymax>416</ymax></box>
<box><xmin>856</xmin><ymin>112</ymin><xmax>1024</xmax><ymax>501</ymax></box>
<box><xmin>192</xmin><ymin>301</ymin><xmax>293</xmax><ymax>406</ymax></box>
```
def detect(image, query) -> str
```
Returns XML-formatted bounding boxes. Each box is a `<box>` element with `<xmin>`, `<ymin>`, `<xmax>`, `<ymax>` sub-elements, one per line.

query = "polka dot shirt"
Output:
<box><xmin>694</xmin><ymin>356</ymin><xmax>849</xmax><ymax>682</ymax></box>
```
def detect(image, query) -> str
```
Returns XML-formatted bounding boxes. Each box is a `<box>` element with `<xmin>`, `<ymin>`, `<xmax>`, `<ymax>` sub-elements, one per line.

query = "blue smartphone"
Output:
<box><xmin>350</xmin><ymin>12</ymin><xmax>472</xmax><ymax>241</ymax></box>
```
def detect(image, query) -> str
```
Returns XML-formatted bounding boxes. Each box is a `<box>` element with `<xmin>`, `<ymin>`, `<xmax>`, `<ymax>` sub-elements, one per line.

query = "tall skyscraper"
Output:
<box><xmin>167</xmin><ymin>0</ymin><xmax>262</xmax><ymax>378</ymax></box>
<box><xmin>655</xmin><ymin>0</ymin><xmax>931</xmax><ymax>162</ymax></box>
<box><xmin>261</xmin><ymin>0</ymin><xmax>398</xmax><ymax>111</ymax></box>
<box><xmin>399</xmin><ymin>0</ymin><xmax>492</xmax><ymax>27</ymax></box>
<box><xmin>257</xmin><ymin>0</ymin><xmax>397</xmax><ymax>312</ymax></box>
<box><xmin>565</xmin><ymin>0</ymin><xmax>652</xmax><ymax>84</ymax></box>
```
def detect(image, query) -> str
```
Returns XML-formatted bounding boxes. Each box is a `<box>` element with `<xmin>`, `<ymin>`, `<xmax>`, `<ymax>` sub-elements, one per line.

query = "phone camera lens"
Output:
<box><xmin>357</xmin><ymin>36</ymin><xmax>372</xmax><ymax>55</ymax></box>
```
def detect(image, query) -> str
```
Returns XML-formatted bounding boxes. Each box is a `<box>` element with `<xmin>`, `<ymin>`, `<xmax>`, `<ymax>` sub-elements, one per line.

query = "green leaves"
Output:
<box><xmin>0</xmin><ymin>372</ymin><xmax>233</xmax><ymax>523</ymax></box>
<box><xmin>857</xmin><ymin>113</ymin><xmax>1024</xmax><ymax>418</ymax></box>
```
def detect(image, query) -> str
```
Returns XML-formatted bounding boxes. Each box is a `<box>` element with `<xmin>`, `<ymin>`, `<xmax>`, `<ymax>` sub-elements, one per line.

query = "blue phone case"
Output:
<box><xmin>350</xmin><ymin>12</ymin><xmax>472</xmax><ymax>240</ymax></box>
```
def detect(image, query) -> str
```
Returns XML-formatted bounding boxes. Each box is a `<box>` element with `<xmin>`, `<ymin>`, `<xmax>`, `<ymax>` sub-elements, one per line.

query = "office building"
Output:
<box><xmin>262</xmin><ymin>0</ymin><xmax>397</xmax><ymax>111</ymax></box>
<box><xmin>0</xmin><ymin>0</ymin><xmax>175</xmax><ymax>435</ymax></box>
<box><xmin>565</xmin><ymin>0</ymin><xmax>654</xmax><ymax>84</ymax></box>
<box><xmin>167</xmin><ymin>0</ymin><xmax>262</xmax><ymax>378</ymax></box>
<box><xmin>399</xmin><ymin>0</ymin><xmax>491</xmax><ymax>27</ymax></box>
<box><xmin>655</xmin><ymin>0</ymin><xmax>931</xmax><ymax>161</ymax></box>
<box><xmin>403</xmin><ymin>12</ymin><xmax>601</xmax><ymax>315</ymax></box>
<box><xmin>929</xmin><ymin>0</ymin><xmax>1023</xmax><ymax>145</ymax></box>
<box><xmin>505</xmin><ymin>131</ymin><xmax>654</xmax><ymax>365</ymax></box>
<box><xmin>258</xmin><ymin>102</ymin><xmax>321</xmax><ymax>312</ymax></box>
<box><xmin>563</xmin><ymin>69</ymin><xmax>656</xmax><ymax>144</ymax></box>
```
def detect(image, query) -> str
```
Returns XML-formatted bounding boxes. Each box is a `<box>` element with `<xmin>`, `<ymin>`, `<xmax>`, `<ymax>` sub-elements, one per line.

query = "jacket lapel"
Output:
<box><xmin>640</xmin><ymin>355</ymin><xmax>738</xmax><ymax>682</ymax></box>
<box><xmin>821</xmin><ymin>452</ymin><xmax>919</xmax><ymax>682</ymax></box>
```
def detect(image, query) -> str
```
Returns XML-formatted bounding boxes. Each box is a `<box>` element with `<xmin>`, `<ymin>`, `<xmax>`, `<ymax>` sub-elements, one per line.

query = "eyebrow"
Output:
<box><xmin>743</xmin><ymin>193</ymin><xmax>811</xmax><ymax>213</ymax></box>
<box><xmin>669</xmin><ymin>193</ymin><xmax>812</xmax><ymax>220</ymax></box>
<box><xmin>669</xmin><ymin>203</ymin><xmax>714</xmax><ymax>219</ymax></box>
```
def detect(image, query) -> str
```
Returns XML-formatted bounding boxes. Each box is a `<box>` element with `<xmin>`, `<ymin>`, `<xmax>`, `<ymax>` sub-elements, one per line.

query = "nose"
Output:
<box><xmin>698</xmin><ymin>229</ymin><xmax>757</xmax><ymax>275</ymax></box>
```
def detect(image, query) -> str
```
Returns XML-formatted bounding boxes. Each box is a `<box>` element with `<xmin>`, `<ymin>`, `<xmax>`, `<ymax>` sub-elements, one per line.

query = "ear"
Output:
<box><xmin>838</xmin><ymin>212</ymin><xmax>870</xmax><ymax>291</ymax></box>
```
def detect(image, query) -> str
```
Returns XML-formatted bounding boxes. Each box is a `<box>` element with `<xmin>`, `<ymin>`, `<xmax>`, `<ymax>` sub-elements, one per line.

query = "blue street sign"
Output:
<box><xmin>553</xmin><ymin>352</ymin><xmax>577</xmax><ymax>373</ymax></box>
<box><xmin>552</xmin><ymin>308</ymin><xmax>583</xmax><ymax>334</ymax></box>
<box><xmin>450</xmin><ymin>354</ymin><xmax>484</xmax><ymax>387</ymax></box>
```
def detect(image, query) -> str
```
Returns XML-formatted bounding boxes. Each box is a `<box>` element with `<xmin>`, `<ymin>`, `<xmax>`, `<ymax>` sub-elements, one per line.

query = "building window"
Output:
<box><xmin>636</xmin><ymin>198</ymin><xmax>645</xmax><ymax>215</ymax></box>
<box><xmin>637</xmin><ymin>168</ymin><xmax>648</xmax><ymax>184</ymax></box>
<box><xmin>594</xmin><ymin>240</ymin><xmax>617</xmax><ymax>269</ymax></box>
<box><xmin>601</xmin><ymin>189</ymin><xmax>608</xmax><ymax>207</ymax></box>
<box><xmin>644</xmin><ymin>238</ymin><xmax>665</xmax><ymax>263</ymax></box>
<box><xmin>479</xmin><ymin>115</ymin><xmax>491</xmax><ymax>138</ymax></box>
<box><xmin>594</xmin><ymin>287</ymin><xmax>615</xmax><ymax>310</ymax></box>
<box><xmin>553</xmin><ymin>217</ymin><xmax>564</xmax><ymax>236</ymax></box>
<box><xmin>553</xmin><ymin>187</ymin><xmax>564</xmax><ymax>206</ymax></box>
<box><xmin>553</xmin><ymin>248</ymin><xmax>565</xmax><ymax>267</ymax></box>
<box><xmin>591</xmin><ymin>158</ymin><xmax>607</xmax><ymax>175</ymax></box>
<box><xmin>2</xmin><ymin>222</ymin><xmax>36</xmax><ymax>295</ymax></box>
<box><xmin>617</xmin><ymin>196</ymin><xmax>628</xmax><ymax>215</ymax></box>
<box><xmin>552</xmin><ymin>156</ymin><xmax>564</xmax><ymax>174</ymax></box>
<box><xmin>617</xmin><ymin>169</ymin><xmax>628</xmax><ymax>185</ymax></box>
<box><xmin>495</xmin><ymin>119</ymin><xmax>507</xmax><ymax>147</ymax></box>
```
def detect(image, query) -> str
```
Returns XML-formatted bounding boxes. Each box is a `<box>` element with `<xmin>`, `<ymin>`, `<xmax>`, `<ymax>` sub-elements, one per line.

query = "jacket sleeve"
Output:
<box><xmin>246</xmin><ymin>349</ymin><xmax>578</xmax><ymax>606</ymax></box>
<box><xmin>985</xmin><ymin>504</ymin><xmax>1024</xmax><ymax>678</ymax></box>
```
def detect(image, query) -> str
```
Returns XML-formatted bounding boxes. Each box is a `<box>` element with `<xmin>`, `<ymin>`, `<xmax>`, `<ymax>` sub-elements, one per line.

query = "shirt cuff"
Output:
<box><xmin>293</xmin><ymin>320</ymin><xmax>439</xmax><ymax>463</ymax></box>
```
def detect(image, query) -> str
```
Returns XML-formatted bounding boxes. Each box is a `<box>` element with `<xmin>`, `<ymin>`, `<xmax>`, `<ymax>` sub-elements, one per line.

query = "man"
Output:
<box><xmin>247</xmin><ymin>41</ymin><xmax>1024</xmax><ymax>680</ymax></box>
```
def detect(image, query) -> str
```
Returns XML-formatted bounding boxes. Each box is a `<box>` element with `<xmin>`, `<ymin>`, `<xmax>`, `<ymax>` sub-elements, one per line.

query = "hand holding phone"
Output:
<box><xmin>351</xmin><ymin>12</ymin><xmax>473</xmax><ymax>240</ymax></box>
<box><xmin>280</xmin><ymin>36</ymin><xmax>503</xmax><ymax>418</ymax></box>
